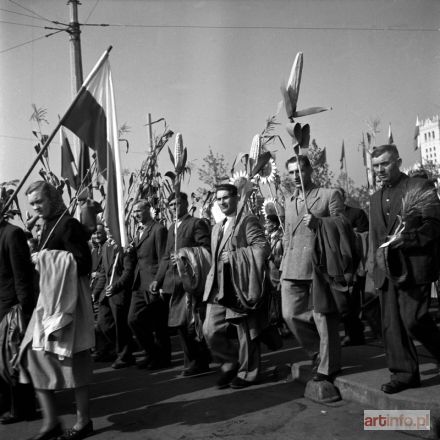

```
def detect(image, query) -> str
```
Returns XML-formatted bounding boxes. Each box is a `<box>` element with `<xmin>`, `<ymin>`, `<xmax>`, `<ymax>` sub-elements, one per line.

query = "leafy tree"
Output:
<box><xmin>309</xmin><ymin>139</ymin><xmax>333</xmax><ymax>188</ymax></box>
<box><xmin>196</xmin><ymin>148</ymin><xmax>230</xmax><ymax>196</ymax></box>
<box><xmin>335</xmin><ymin>172</ymin><xmax>370</xmax><ymax>210</ymax></box>
<box><xmin>281</xmin><ymin>139</ymin><xmax>333</xmax><ymax>195</ymax></box>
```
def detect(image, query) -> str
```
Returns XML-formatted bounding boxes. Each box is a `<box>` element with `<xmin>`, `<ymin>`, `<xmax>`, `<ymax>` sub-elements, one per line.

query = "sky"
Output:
<box><xmin>1</xmin><ymin>0</ymin><xmax>440</xmax><ymax>211</ymax></box>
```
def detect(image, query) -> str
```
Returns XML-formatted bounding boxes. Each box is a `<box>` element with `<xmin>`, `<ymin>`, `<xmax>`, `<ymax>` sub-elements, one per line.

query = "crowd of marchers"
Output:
<box><xmin>1</xmin><ymin>143</ymin><xmax>440</xmax><ymax>440</ymax></box>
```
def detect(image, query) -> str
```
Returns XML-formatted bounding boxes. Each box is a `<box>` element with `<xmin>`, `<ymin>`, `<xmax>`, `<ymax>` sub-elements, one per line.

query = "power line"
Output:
<box><xmin>0</xmin><ymin>7</ymin><xmax>51</xmax><ymax>22</ymax></box>
<box><xmin>84</xmin><ymin>0</ymin><xmax>100</xmax><ymax>25</ymax></box>
<box><xmin>0</xmin><ymin>19</ymin><xmax>48</xmax><ymax>29</ymax></box>
<box><xmin>0</xmin><ymin>29</ymin><xmax>64</xmax><ymax>54</ymax></box>
<box><xmin>8</xmin><ymin>0</ymin><xmax>53</xmax><ymax>24</ymax></box>
<box><xmin>0</xmin><ymin>134</ymin><xmax>35</xmax><ymax>142</ymax></box>
<box><xmin>82</xmin><ymin>22</ymin><xmax>440</xmax><ymax>32</ymax></box>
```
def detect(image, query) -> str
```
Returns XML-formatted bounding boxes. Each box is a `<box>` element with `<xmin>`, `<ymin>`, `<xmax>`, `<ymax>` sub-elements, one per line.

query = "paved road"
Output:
<box><xmin>3</xmin><ymin>335</ymin><xmax>423</xmax><ymax>440</ymax></box>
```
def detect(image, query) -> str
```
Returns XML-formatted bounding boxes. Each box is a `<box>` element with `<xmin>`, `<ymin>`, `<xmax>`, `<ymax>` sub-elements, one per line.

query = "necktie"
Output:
<box><xmin>137</xmin><ymin>224</ymin><xmax>145</xmax><ymax>239</ymax></box>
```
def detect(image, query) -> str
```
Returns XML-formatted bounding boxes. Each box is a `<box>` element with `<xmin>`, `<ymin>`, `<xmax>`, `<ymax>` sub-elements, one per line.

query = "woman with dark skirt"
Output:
<box><xmin>19</xmin><ymin>181</ymin><xmax>95</xmax><ymax>440</ymax></box>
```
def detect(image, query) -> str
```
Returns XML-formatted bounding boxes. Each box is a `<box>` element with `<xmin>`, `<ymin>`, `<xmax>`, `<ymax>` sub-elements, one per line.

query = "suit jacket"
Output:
<box><xmin>155</xmin><ymin>214</ymin><xmax>210</xmax><ymax>327</ymax></box>
<box><xmin>132</xmin><ymin>220</ymin><xmax>167</xmax><ymax>291</ymax></box>
<box><xmin>92</xmin><ymin>240</ymin><xmax>134</xmax><ymax>305</ymax></box>
<box><xmin>343</xmin><ymin>205</ymin><xmax>369</xmax><ymax>233</ymax></box>
<box><xmin>204</xmin><ymin>212</ymin><xmax>270</xmax><ymax>338</ymax></box>
<box><xmin>369</xmin><ymin>173</ymin><xmax>440</xmax><ymax>288</ymax></box>
<box><xmin>204</xmin><ymin>213</ymin><xmax>270</xmax><ymax>304</ymax></box>
<box><xmin>0</xmin><ymin>221</ymin><xmax>36</xmax><ymax>322</ymax></box>
<box><xmin>280</xmin><ymin>185</ymin><xmax>344</xmax><ymax>280</ymax></box>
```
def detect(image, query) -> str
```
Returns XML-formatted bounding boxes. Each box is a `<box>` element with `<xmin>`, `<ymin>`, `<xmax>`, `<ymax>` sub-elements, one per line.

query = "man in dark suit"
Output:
<box><xmin>280</xmin><ymin>155</ymin><xmax>345</xmax><ymax>382</ymax></box>
<box><xmin>338</xmin><ymin>187</ymin><xmax>369</xmax><ymax>346</ymax></box>
<box><xmin>369</xmin><ymin>144</ymin><xmax>440</xmax><ymax>394</ymax></box>
<box><xmin>203</xmin><ymin>184</ymin><xmax>270</xmax><ymax>389</ymax></box>
<box><xmin>127</xmin><ymin>200</ymin><xmax>170</xmax><ymax>370</ymax></box>
<box><xmin>0</xmin><ymin>204</ymin><xmax>36</xmax><ymax>424</ymax></box>
<box><xmin>92</xmin><ymin>229</ymin><xmax>135</xmax><ymax>369</ymax></box>
<box><xmin>151</xmin><ymin>192</ymin><xmax>211</xmax><ymax>376</ymax></box>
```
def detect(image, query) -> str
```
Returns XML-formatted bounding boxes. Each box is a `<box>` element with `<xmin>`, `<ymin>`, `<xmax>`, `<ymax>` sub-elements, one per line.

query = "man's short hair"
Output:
<box><xmin>133</xmin><ymin>199</ymin><xmax>151</xmax><ymax>209</ymax></box>
<box><xmin>371</xmin><ymin>144</ymin><xmax>400</xmax><ymax>160</ymax></box>
<box><xmin>285</xmin><ymin>155</ymin><xmax>311</xmax><ymax>170</ymax></box>
<box><xmin>215</xmin><ymin>183</ymin><xmax>238</xmax><ymax>197</ymax></box>
<box><xmin>266</xmin><ymin>214</ymin><xmax>280</xmax><ymax>226</ymax></box>
<box><xmin>168</xmin><ymin>192</ymin><xmax>188</xmax><ymax>203</ymax></box>
<box><xmin>25</xmin><ymin>180</ymin><xmax>65</xmax><ymax>212</ymax></box>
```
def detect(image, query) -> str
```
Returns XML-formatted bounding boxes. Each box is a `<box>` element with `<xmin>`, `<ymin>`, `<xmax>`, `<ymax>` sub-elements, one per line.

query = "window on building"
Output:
<box><xmin>425</xmin><ymin>133</ymin><xmax>428</xmax><ymax>141</ymax></box>
<box><xmin>433</xmin><ymin>131</ymin><xmax>435</xmax><ymax>139</ymax></box>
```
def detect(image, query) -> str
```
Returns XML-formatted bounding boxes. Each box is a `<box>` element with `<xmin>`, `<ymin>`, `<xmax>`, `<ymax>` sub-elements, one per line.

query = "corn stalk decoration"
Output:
<box><xmin>281</xmin><ymin>52</ymin><xmax>330</xmax><ymax>211</ymax></box>
<box><xmin>168</xmin><ymin>133</ymin><xmax>188</xmax><ymax>254</ymax></box>
<box><xmin>0</xmin><ymin>180</ymin><xmax>23</xmax><ymax>224</ymax></box>
<box><xmin>123</xmin><ymin>125</ymin><xmax>174</xmax><ymax>239</ymax></box>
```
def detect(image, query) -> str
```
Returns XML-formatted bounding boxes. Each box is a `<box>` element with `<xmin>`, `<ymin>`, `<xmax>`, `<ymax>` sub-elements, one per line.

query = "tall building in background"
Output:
<box><xmin>419</xmin><ymin>115</ymin><xmax>440</xmax><ymax>165</ymax></box>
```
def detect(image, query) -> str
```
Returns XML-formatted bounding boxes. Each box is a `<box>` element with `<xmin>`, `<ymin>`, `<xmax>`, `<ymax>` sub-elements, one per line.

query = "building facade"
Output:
<box><xmin>418</xmin><ymin>115</ymin><xmax>440</xmax><ymax>165</ymax></box>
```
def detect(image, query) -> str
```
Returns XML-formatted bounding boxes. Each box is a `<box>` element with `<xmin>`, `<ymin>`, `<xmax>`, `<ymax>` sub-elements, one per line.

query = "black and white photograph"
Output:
<box><xmin>1</xmin><ymin>1</ymin><xmax>440</xmax><ymax>439</ymax></box>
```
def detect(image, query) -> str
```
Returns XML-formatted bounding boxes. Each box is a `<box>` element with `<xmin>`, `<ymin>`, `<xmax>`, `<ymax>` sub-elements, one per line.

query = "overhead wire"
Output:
<box><xmin>0</xmin><ymin>19</ymin><xmax>48</xmax><ymax>29</ymax></box>
<box><xmin>0</xmin><ymin>7</ymin><xmax>52</xmax><ymax>22</ymax></box>
<box><xmin>80</xmin><ymin>22</ymin><xmax>440</xmax><ymax>32</ymax></box>
<box><xmin>84</xmin><ymin>0</ymin><xmax>100</xmax><ymax>25</ymax></box>
<box><xmin>8</xmin><ymin>0</ymin><xmax>54</xmax><ymax>24</ymax></box>
<box><xmin>0</xmin><ymin>29</ymin><xmax>65</xmax><ymax>54</ymax></box>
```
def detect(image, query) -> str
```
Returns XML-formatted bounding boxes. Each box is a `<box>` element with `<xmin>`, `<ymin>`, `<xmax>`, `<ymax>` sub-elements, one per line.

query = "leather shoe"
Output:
<box><xmin>136</xmin><ymin>357</ymin><xmax>152</xmax><ymax>369</ymax></box>
<box><xmin>92</xmin><ymin>351</ymin><xmax>116</xmax><ymax>363</ymax></box>
<box><xmin>147</xmin><ymin>360</ymin><xmax>171</xmax><ymax>371</ymax></box>
<box><xmin>111</xmin><ymin>358</ymin><xmax>135</xmax><ymax>369</ymax></box>
<box><xmin>182</xmin><ymin>364</ymin><xmax>210</xmax><ymax>377</ymax></box>
<box><xmin>313</xmin><ymin>369</ymin><xmax>341</xmax><ymax>382</ymax></box>
<box><xmin>26</xmin><ymin>423</ymin><xmax>63</xmax><ymax>440</ymax></box>
<box><xmin>341</xmin><ymin>336</ymin><xmax>365</xmax><ymax>347</ymax></box>
<box><xmin>0</xmin><ymin>414</ymin><xmax>21</xmax><ymax>424</ymax></box>
<box><xmin>313</xmin><ymin>372</ymin><xmax>331</xmax><ymax>382</ymax></box>
<box><xmin>216</xmin><ymin>368</ymin><xmax>238</xmax><ymax>389</ymax></box>
<box><xmin>58</xmin><ymin>420</ymin><xmax>93</xmax><ymax>440</ymax></box>
<box><xmin>229</xmin><ymin>377</ymin><xmax>256</xmax><ymax>389</ymax></box>
<box><xmin>381</xmin><ymin>379</ymin><xmax>420</xmax><ymax>394</ymax></box>
<box><xmin>1</xmin><ymin>411</ymin><xmax>39</xmax><ymax>424</ymax></box>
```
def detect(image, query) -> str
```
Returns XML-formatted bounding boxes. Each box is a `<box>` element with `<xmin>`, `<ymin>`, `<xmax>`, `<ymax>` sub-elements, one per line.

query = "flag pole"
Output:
<box><xmin>0</xmin><ymin>46</ymin><xmax>113</xmax><ymax>217</ymax></box>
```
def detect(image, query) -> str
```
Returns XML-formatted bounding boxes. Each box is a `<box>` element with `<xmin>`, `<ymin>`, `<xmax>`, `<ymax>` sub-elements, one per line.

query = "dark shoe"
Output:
<box><xmin>0</xmin><ymin>413</ymin><xmax>21</xmax><ymax>424</ymax></box>
<box><xmin>58</xmin><ymin>420</ymin><xmax>93</xmax><ymax>440</ymax></box>
<box><xmin>216</xmin><ymin>368</ymin><xmax>238</xmax><ymax>389</ymax></box>
<box><xmin>26</xmin><ymin>423</ymin><xmax>63</xmax><ymax>440</ymax></box>
<box><xmin>111</xmin><ymin>358</ymin><xmax>135</xmax><ymax>369</ymax></box>
<box><xmin>341</xmin><ymin>336</ymin><xmax>365</xmax><ymax>347</ymax></box>
<box><xmin>147</xmin><ymin>360</ymin><xmax>171</xmax><ymax>371</ymax></box>
<box><xmin>182</xmin><ymin>364</ymin><xmax>210</xmax><ymax>377</ymax></box>
<box><xmin>136</xmin><ymin>357</ymin><xmax>152</xmax><ymax>369</ymax></box>
<box><xmin>313</xmin><ymin>369</ymin><xmax>341</xmax><ymax>382</ymax></box>
<box><xmin>313</xmin><ymin>372</ymin><xmax>331</xmax><ymax>382</ymax></box>
<box><xmin>92</xmin><ymin>352</ymin><xmax>116</xmax><ymax>362</ymax></box>
<box><xmin>229</xmin><ymin>377</ymin><xmax>256</xmax><ymax>389</ymax></box>
<box><xmin>381</xmin><ymin>379</ymin><xmax>420</xmax><ymax>394</ymax></box>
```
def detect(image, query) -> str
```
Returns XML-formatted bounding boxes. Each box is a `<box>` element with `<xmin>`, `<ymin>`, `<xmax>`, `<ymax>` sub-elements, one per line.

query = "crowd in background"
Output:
<box><xmin>1</xmin><ymin>143</ymin><xmax>440</xmax><ymax>440</ymax></box>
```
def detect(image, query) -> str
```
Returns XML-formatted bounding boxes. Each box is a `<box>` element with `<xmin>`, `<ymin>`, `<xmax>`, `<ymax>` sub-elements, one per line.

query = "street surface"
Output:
<box><xmin>2</xmin><ymin>335</ymin><xmax>426</xmax><ymax>440</ymax></box>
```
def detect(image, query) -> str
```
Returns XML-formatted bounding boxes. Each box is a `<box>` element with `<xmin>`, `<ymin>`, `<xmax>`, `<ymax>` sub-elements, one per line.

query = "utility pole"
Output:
<box><xmin>67</xmin><ymin>0</ymin><xmax>90</xmax><ymax>188</ymax></box>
